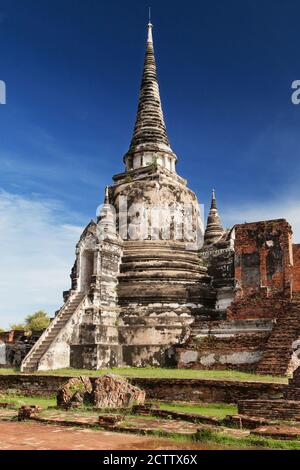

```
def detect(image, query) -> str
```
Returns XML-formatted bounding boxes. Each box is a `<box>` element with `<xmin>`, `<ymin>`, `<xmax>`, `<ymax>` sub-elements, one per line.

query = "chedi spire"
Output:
<box><xmin>98</xmin><ymin>186</ymin><xmax>117</xmax><ymax>240</ymax></box>
<box><xmin>204</xmin><ymin>190</ymin><xmax>224</xmax><ymax>246</ymax></box>
<box><xmin>124</xmin><ymin>21</ymin><xmax>177</xmax><ymax>173</ymax></box>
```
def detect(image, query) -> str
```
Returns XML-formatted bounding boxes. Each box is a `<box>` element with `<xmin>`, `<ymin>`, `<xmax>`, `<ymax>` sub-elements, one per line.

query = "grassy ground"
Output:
<box><xmin>0</xmin><ymin>394</ymin><xmax>56</xmax><ymax>408</ymax></box>
<box><xmin>1</xmin><ymin>392</ymin><xmax>299</xmax><ymax>449</ymax></box>
<box><xmin>158</xmin><ymin>402</ymin><xmax>237</xmax><ymax>418</ymax></box>
<box><xmin>195</xmin><ymin>428</ymin><xmax>300</xmax><ymax>450</ymax></box>
<box><xmin>0</xmin><ymin>367</ymin><xmax>288</xmax><ymax>383</ymax></box>
<box><xmin>0</xmin><ymin>393</ymin><xmax>236</xmax><ymax>418</ymax></box>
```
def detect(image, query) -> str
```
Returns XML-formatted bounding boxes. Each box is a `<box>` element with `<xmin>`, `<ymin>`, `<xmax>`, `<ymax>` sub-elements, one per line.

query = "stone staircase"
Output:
<box><xmin>21</xmin><ymin>292</ymin><xmax>85</xmax><ymax>372</ymax></box>
<box><xmin>256</xmin><ymin>295</ymin><xmax>300</xmax><ymax>376</ymax></box>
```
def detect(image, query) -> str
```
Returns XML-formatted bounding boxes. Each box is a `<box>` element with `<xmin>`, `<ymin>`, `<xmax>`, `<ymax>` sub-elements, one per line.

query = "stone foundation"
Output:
<box><xmin>238</xmin><ymin>399</ymin><xmax>300</xmax><ymax>421</ymax></box>
<box><xmin>0</xmin><ymin>374</ymin><xmax>286</xmax><ymax>403</ymax></box>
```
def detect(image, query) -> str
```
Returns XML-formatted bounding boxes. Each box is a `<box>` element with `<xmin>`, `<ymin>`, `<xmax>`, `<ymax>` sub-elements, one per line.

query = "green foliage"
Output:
<box><xmin>196</xmin><ymin>428</ymin><xmax>215</xmax><ymax>441</ymax></box>
<box><xmin>148</xmin><ymin>156</ymin><xmax>158</xmax><ymax>172</ymax></box>
<box><xmin>68</xmin><ymin>382</ymin><xmax>86</xmax><ymax>395</ymax></box>
<box><xmin>125</xmin><ymin>175</ymin><xmax>133</xmax><ymax>184</ymax></box>
<box><xmin>9</xmin><ymin>323</ymin><xmax>26</xmax><ymax>331</ymax></box>
<box><xmin>9</xmin><ymin>310</ymin><xmax>50</xmax><ymax>333</ymax></box>
<box><xmin>0</xmin><ymin>327</ymin><xmax>5</xmax><ymax>333</ymax></box>
<box><xmin>25</xmin><ymin>310</ymin><xmax>50</xmax><ymax>332</ymax></box>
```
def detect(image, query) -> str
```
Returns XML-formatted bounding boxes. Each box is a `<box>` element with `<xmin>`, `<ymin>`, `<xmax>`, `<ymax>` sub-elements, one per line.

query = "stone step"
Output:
<box><xmin>122</xmin><ymin>250</ymin><xmax>201</xmax><ymax>259</ymax></box>
<box><xmin>119</xmin><ymin>269</ymin><xmax>205</xmax><ymax>280</ymax></box>
<box><xmin>123</xmin><ymin>241</ymin><xmax>198</xmax><ymax>251</ymax></box>
<box><xmin>121</xmin><ymin>261</ymin><xmax>203</xmax><ymax>272</ymax></box>
<box><xmin>21</xmin><ymin>293</ymin><xmax>85</xmax><ymax>371</ymax></box>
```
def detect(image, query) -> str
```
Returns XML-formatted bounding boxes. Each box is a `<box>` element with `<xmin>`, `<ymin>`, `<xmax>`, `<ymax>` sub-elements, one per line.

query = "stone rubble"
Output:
<box><xmin>57</xmin><ymin>374</ymin><xmax>145</xmax><ymax>410</ymax></box>
<box><xmin>18</xmin><ymin>405</ymin><xmax>42</xmax><ymax>421</ymax></box>
<box><xmin>92</xmin><ymin>374</ymin><xmax>145</xmax><ymax>409</ymax></box>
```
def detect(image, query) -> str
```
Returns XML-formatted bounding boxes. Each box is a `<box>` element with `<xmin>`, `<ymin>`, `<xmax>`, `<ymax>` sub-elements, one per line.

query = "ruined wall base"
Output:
<box><xmin>176</xmin><ymin>319</ymin><xmax>273</xmax><ymax>371</ymax></box>
<box><xmin>0</xmin><ymin>374</ymin><xmax>287</xmax><ymax>403</ymax></box>
<box><xmin>118</xmin><ymin>303</ymin><xmax>195</xmax><ymax>367</ymax></box>
<box><xmin>70</xmin><ymin>344</ymin><xmax>122</xmax><ymax>369</ymax></box>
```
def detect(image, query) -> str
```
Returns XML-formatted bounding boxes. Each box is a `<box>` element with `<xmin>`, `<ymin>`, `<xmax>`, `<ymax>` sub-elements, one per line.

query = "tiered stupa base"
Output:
<box><xmin>116</xmin><ymin>240</ymin><xmax>213</xmax><ymax>366</ymax></box>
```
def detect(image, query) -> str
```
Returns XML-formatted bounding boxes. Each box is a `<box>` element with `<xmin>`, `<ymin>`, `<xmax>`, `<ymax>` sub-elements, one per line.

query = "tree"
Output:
<box><xmin>10</xmin><ymin>323</ymin><xmax>26</xmax><ymax>331</ymax></box>
<box><xmin>0</xmin><ymin>327</ymin><xmax>5</xmax><ymax>333</ymax></box>
<box><xmin>25</xmin><ymin>310</ymin><xmax>50</xmax><ymax>332</ymax></box>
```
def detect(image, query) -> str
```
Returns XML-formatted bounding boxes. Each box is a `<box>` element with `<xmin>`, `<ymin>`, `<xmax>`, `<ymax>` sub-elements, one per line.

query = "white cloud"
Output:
<box><xmin>0</xmin><ymin>190</ymin><xmax>83</xmax><ymax>329</ymax></box>
<box><xmin>222</xmin><ymin>196</ymin><xmax>300</xmax><ymax>243</ymax></box>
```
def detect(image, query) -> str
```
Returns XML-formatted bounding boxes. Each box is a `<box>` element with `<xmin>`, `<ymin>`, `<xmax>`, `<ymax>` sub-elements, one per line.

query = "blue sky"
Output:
<box><xmin>0</xmin><ymin>0</ymin><xmax>300</xmax><ymax>327</ymax></box>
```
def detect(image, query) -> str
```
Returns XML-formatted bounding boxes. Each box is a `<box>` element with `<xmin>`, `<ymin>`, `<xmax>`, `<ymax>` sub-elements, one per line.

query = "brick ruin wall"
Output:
<box><xmin>177</xmin><ymin>219</ymin><xmax>300</xmax><ymax>373</ymax></box>
<box><xmin>237</xmin><ymin>366</ymin><xmax>300</xmax><ymax>420</ymax></box>
<box><xmin>176</xmin><ymin>328</ymin><xmax>271</xmax><ymax>372</ymax></box>
<box><xmin>238</xmin><ymin>399</ymin><xmax>300</xmax><ymax>421</ymax></box>
<box><xmin>293</xmin><ymin>244</ymin><xmax>300</xmax><ymax>294</ymax></box>
<box><xmin>227</xmin><ymin>219</ymin><xmax>293</xmax><ymax>320</ymax></box>
<box><xmin>0</xmin><ymin>331</ymin><xmax>41</xmax><ymax>368</ymax></box>
<box><xmin>0</xmin><ymin>374</ymin><xmax>287</xmax><ymax>404</ymax></box>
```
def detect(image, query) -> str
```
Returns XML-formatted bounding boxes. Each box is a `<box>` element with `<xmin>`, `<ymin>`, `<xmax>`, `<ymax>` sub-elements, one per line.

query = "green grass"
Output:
<box><xmin>195</xmin><ymin>428</ymin><xmax>300</xmax><ymax>450</ymax></box>
<box><xmin>0</xmin><ymin>393</ymin><xmax>56</xmax><ymax>409</ymax></box>
<box><xmin>0</xmin><ymin>392</ymin><xmax>235</xmax><ymax>419</ymax></box>
<box><xmin>0</xmin><ymin>368</ymin><xmax>22</xmax><ymax>375</ymax></box>
<box><xmin>158</xmin><ymin>402</ymin><xmax>237</xmax><ymax>419</ymax></box>
<box><xmin>0</xmin><ymin>367</ymin><xmax>288</xmax><ymax>383</ymax></box>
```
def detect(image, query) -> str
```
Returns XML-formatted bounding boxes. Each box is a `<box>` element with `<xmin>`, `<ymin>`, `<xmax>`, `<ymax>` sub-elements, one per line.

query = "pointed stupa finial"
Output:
<box><xmin>204</xmin><ymin>189</ymin><xmax>224</xmax><ymax>247</ymax></box>
<box><xmin>148</xmin><ymin>8</ymin><xmax>153</xmax><ymax>43</ymax></box>
<box><xmin>123</xmin><ymin>16</ymin><xmax>177</xmax><ymax>173</ymax></box>
<box><xmin>98</xmin><ymin>186</ymin><xmax>117</xmax><ymax>240</ymax></box>
<box><xmin>211</xmin><ymin>189</ymin><xmax>217</xmax><ymax>209</ymax></box>
<box><xmin>104</xmin><ymin>186</ymin><xmax>109</xmax><ymax>204</ymax></box>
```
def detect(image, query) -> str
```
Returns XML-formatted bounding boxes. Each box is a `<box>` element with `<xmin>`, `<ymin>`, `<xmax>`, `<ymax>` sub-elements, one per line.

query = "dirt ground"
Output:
<box><xmin>0</xmin><ymin>421</ymin><xmax>220</xmax><ymax>450</ymax></box>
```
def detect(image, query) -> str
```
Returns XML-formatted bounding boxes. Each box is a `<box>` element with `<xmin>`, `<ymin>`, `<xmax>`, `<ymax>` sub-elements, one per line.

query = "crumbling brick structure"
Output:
<box><xmin>292</xmin><ymin>245</ymin><xmax>300</xmax><ymax>293</ymax></box>
<box><xmin>237</xmin><ymin>365</ymin><xmax>300</xmax><ymax>421</ymax></box>
<box><xmin>0</xmin><ymin>330</ymin><xmax>41</xmax><ymax>368</ymax></box>
<box><xmin>228</xmin><ymin>219</ymin><xmax>293</xmax><ymax>320</ymax></box>
<box><xmin>177</xmin><ymin>218</ymin><xmax>300</xmax><ymax>375</ymax></box>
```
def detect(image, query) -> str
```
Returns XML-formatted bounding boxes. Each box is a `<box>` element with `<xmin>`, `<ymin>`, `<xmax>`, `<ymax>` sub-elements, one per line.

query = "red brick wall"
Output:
<box><xmin>293</xmin><ymin>244</ymin><xmax>300</xmax><ymax>293</ymax></box>
<box><xmin>228</xmin><ymin>219</ymin><xmax>293</xmax><ymax>320</ymax></box>
<box><xmin>0</xmin><ymin>374</ymin><xmax>287</xmax><ymax>403</ymax></box>
<box><xmin>227</xmin><ymin>295</ymin><xmax>289</xmax><ymax>320</ymax></box>
<box><xmin>0</xmin><ymin>330</ymin><xmax>25</xmax><ymax>343</ymax></box>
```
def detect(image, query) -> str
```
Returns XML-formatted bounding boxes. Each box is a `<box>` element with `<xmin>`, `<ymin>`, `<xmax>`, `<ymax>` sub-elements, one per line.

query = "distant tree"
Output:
<box><xmin>9</xmin><ymin>310</ymin><xmax>50</xmax><ymax>333</ymax></box>
<box><xmin>0</xmin><ymin>327</ymin><xmax>5</xmax><ymax>333</ymax></box>
<box><xmin>10</xmin><ymin>323</ymin><xmax>26</xmax><ymax>331</ymax></box>
<box><xmin>25</xmin><ymin>310</ymin><xmax>50</xmax><ymax>332</ymax></box>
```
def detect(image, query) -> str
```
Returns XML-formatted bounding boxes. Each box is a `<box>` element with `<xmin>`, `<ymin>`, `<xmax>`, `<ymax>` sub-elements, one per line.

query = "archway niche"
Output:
<box><xmin>79</xmin><ymin>249</ymin><xmax>94</xmax><ymax>293</ymax></box>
